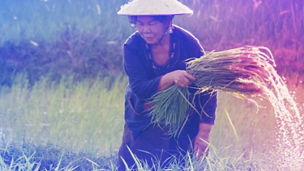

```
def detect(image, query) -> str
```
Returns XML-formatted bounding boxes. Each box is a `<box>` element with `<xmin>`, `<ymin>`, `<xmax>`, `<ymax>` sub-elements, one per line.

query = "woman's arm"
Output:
<box><xmin>194</xmin><ymin>123</ymin><xmax>213</xmax><ymax>159</ymax></box>
<box><xmin>124</xmin><ymin>44</ymin><xmax>162</xmax><ymax>99</ymax></box>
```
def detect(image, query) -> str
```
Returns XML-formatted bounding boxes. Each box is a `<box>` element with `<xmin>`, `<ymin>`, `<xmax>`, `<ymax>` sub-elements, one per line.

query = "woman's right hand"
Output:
<box><xmin>159</xmin><ymin>70</ymin><xmax>196</xmax><ymax>91</ymax></box>
<box><xmin>168</xmin><ymin>70</ymin><xmax>196</xmax><ymax>87</ymax></box>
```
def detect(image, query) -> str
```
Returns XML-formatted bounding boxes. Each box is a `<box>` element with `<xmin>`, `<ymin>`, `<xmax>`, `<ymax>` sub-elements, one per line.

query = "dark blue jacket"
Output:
<box><xmin>123</xmin><ymin>25</ymin><xmax>217</xmax><ymax>137</ymax></box>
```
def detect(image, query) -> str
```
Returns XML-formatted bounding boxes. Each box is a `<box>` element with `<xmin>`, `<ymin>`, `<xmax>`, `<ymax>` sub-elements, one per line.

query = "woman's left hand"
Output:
<box><xmin>194</xmin><ymin>123</ymin><xmax>213</xmax><ymax>159</ymax></box>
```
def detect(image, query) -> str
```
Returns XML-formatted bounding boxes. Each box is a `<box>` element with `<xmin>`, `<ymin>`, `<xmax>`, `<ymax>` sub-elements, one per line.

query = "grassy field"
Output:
<box><xmin>0</xmin><ymin>76</ymin><xmax>303</xmax><ymax>170</ymax></box>
<box><xmin>0</xmin><ymin>76</ymin><xmax>126</xmax><ymax>170</ymax></box>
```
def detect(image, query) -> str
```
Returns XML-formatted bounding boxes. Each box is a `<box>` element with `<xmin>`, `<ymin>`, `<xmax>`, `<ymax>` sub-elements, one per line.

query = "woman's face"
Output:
<box><xmin>135</xmin><ymin>16</ymin><xmax>169</xmax><ymax>45</ymax></box>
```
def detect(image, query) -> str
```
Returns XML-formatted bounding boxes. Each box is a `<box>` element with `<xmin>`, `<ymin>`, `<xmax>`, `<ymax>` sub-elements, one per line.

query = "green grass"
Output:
<box><xmin>0</xmin><ymin>76</ymin><xmax>126</xmax><ymax>157</ymax></box>
<box><xmin>0</xmin><ymin>75</ymin><xmax>297</xmax><ymax>170</ymax></box>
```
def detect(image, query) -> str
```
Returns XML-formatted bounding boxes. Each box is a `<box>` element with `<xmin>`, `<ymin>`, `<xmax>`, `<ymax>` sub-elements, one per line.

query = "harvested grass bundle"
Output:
<box><xmin>148</xmin><ymin>85</ymin><xmax>191</xmax><ymax>136</ymax></box>
<box><xmin>148</xmin><ymin>46</ymin><xmax>275</xmax><ymax>137</ymax></box>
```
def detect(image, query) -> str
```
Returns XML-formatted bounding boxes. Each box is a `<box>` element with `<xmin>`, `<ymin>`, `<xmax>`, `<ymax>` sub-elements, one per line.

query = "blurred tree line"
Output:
<box><xmin>0</xmin><ymin>0</ymin><xmax>132</xmax><ymax>86</ymax></box>
<box><xmin>0</xmin><ymin>0</ymin><xmax>303</xmax><ymax>86</ymax></box>
<box><xmin>0</xmin><ymin>26</ymin><xmax>127</xmax><ymax>86</ymax></box>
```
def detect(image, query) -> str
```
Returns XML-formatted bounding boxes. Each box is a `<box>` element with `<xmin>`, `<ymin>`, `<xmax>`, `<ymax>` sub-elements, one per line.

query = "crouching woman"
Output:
<box><xmin>116</xmin><ymin>0</ymin><xmax>217</xmax><ymax>170</ymax></box>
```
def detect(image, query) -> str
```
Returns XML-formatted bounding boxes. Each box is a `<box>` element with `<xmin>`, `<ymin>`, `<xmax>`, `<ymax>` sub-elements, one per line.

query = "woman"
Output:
<box><xmin>117</xmin><ymin>0</ymin><xmax>217</xmax><ymax>170</ymax></box>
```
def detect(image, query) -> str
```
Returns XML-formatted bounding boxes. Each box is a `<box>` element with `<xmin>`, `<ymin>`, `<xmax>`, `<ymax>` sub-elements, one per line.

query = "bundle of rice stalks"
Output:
<box><xmin>148</xmin><ymin>46</ymin><xmax>275</xmax><ymax>137</ymax></box>
<box><xmin>187</xmin><ymin>46</ymin><xmax>275</xmax><ymax>93</ymax></box>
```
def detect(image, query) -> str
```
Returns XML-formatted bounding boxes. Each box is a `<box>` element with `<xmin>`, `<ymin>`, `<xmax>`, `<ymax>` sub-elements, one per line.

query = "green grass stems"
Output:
<box><xmin>0</xmin><ymin>76</ymin><xmax>126</xmax><ymax>157</ymax></box>
<box><xmin>148</xmin><ymin>85</ymin><xmax>191</xmax><ymax>137</ymax></box>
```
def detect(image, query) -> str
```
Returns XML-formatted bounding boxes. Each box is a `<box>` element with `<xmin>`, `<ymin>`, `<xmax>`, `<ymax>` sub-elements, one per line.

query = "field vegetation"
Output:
<box><xmin>0</xmin><ymin>0</ymin><xmax>303</xmax><ymax>170</ymax></box>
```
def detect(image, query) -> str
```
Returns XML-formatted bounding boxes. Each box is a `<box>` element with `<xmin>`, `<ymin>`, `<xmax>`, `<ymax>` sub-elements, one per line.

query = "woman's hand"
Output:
<box><xmin>169</xmin><ymin>70</ymin><xmax>196</xmax><ymax>87</ymax></box>
<box><xmin>159</xmin><ymin>70</ymin><xmax>196</xmax><ymax>91</ymax></box>
<box><xmin>194</xmin><ymin>123</ymin><xmax>212</xmax><ymax>159</ymax></box>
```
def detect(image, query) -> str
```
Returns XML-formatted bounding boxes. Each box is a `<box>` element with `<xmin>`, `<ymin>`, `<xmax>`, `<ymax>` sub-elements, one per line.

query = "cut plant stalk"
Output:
<box><xmin>148</xmin><ymin>46</ymin><xmax>275</xmax><ymax>137</ymax></box>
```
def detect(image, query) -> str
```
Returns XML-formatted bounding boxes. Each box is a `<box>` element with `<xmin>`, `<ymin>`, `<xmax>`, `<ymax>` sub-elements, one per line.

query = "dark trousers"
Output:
<box><xmin>117</xmin><ymin>115</ymin><xmax>199</xmax><ymax>170</ymax></box>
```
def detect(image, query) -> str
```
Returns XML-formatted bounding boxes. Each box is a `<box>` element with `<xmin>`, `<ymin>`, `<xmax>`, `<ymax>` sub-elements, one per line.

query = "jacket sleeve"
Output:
<box><xmin>123</xmin><ymin>43</ymin><xmax>161</xmax><ymax>99</ymax></box>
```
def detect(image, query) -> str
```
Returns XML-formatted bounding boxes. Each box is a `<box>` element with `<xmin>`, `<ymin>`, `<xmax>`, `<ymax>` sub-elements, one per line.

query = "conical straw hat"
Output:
<box><xmin>117</xmin><ymin>0</ymin><xmax>193</xmax><ymax>16</ymax></box>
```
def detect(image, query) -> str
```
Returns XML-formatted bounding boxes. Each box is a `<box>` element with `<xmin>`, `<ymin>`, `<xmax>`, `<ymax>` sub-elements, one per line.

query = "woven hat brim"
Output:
<box><xmin>117</xmin><ymin>0</ymin><xmax>193</xmax><ymax>16</ymax></box>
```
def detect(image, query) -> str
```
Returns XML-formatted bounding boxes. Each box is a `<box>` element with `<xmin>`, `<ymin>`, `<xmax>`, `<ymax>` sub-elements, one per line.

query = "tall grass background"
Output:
<box><xmin>0</xmin><ymin>76</ymin><xmax>126</xmax><ymax>170</ymax></box>
<box><xmin>0</xmin><ymin>0</ymin><xmax>303</xmax><ymax>170</ymax></box>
